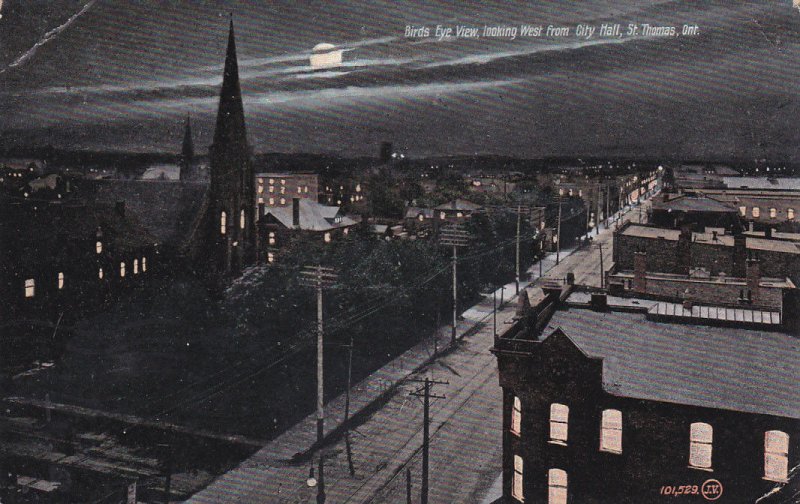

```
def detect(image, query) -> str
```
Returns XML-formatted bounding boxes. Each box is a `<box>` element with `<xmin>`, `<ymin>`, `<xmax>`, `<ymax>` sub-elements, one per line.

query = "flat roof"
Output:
<box><xmin>542</xmin><ymin>303</ymin><xmax>800</xmax><ymax>419</ymax></box>
<box><xmin>620</xmin><ymin>225</ymin><xmax>800</xmax><ymax>254</ymax></box>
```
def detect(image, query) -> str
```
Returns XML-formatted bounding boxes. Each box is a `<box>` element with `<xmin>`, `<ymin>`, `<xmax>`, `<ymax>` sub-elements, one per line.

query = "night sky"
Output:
<box><xmin>1</xmin><ymin>0</ymin><xmax>800</xmax><ymax>161</ymax></box>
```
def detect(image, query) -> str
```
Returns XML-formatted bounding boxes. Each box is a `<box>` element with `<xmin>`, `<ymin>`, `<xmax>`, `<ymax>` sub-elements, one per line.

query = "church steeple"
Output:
<box><xmin>212</xmin><ymin>19</ymin><xmax>248</xmax><ymax>151</ymax></box>
<box><xmin>180</xmin><ymin>114</ymin><xmax>194</xmax><ymax>180</ymax></box>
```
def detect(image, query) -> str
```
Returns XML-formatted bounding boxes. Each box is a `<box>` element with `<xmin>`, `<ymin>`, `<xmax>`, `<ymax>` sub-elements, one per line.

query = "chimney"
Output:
<box><xmin>733</xmin><ymin>233</ymin><xmax>747</xmax><ymax>277</ymax></box>
<box><xmin>115</xmin><ymin>201</ymin><xmax>125</xmax><ymax>217</ymax></box>
<box><xmin>746</xmin><ymin>252</ymin><xmax>761</xmax><ymax>304</ymax></box>
<box><xmin>292</xmin><ymin>198</ymin><xmax>300</xmax><ymax>228</ymax></box>
<box><xmin>633</xmin><ymin>250</ymin><xmax>648</xmax><ymax>294</ymax></box>
<box><xmin>590</xmin><ymin>293</ymin><xmax>608</xmax><ymax>311</ymax></box>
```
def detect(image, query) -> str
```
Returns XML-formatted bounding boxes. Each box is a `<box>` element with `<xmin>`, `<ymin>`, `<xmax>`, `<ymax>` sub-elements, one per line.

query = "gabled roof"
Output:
<box><xmin>264</xmin><ymin>199</ymin><xmax>357</xmax><ymax>231</ymax></box>
<box><xmin>541</xmin><ymin>306</ymin><xmax>800</xmax><ymax>419</ymax></box>
<box><xmin>403</xmin><ymin>206</ymin><xmax>435</xmax><ymax>219</ymax></box>
<box><xmin>434</xmin><ymin>199</ymin><xmax>483</xmax><ymax>212</ymax></box>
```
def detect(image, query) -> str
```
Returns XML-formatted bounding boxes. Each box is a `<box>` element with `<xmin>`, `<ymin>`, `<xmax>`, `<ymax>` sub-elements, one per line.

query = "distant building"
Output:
<box><xmin>492</xmin><ymin>288</ymin><xmax>799</xmax><ymax>504</ymax></box>
<box><xmin>679</xmin><ymin>187</ymin><xmax>800</xmax><ymax>231</ymax></box>
<box><xmin>434</xmin><ymin>198</ymin><xmax>483</xmax><ymax>221</ymax></box>
<box><xmin>255</xmin><ymin>172</ymin><xmax>318</xmax><ymax>208</ymax></box>
<box><xmin>650</xmin><ymin>193</ymin><xmax>742</xmax><ymax>232</ymax></box>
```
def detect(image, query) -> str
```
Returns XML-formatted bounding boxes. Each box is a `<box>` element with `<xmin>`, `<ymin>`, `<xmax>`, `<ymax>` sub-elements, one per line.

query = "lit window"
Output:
<box><xmin>440</xmin><ymin>211</ymin><xmax>446</xmax><ymax>219</ymax></box>
<box><xmin>142</xmin><ymin>257</ymin><xmax>147</xmax><ymax>272</ymax></box>
<box><xmin>120</xmin><ymin>262</ymin><xmax>126</xmax><ymax>278</ymax></box>
<box><xmin>133</xmin><ymin>259</ymin><xmax>139</xmax><ymax>274</ymax></box>
<box><xmin>739</xmin><ymin>206</ymin><xmax>746</xmax><ymax>217</ymax></box>
<box><xmin>765</xmin><ymin>431</ymin><xmax>789</xmax><ymax>482</ymax></box>
<box><xmin>220</xmin><ymin>211</ymin><xmax>227</xmax><ymax>235</ymax></box>
<box><xmin>57</xmin><ymin>272</ymin><xmax>64</xmax><ymax>289</ymax></box>
<box><xmin>24</xmin><ymin>278</ymin><xmax>35</xmax><ymax>298</ymax></box>
<box><xmin>343</xmin><ymin>227</ymin><xmax>349</xmax><ymax>236</ymax></box>
<box><xmin>512</xmin><ymin>455</ymin><xmax>524</xmax><ymax>502</ymax></box>
<box><xmin>269</xmin><ymin>178</ymin><xmax>274</xmax><ymax>184</ymax></box>
<box><xmin>600</xmin><ymin>409</ymin><xmax>622</xmax><ymax>453</ymax></box>
<box><xmin>281</xmin><ymin>179</ymin><xmax>286</xmax><ymax>185</ymax></box>
<box><xmin>258</xmin><ymin>197</ymin><xmax>264</xmax><ymax>204</ymax></box>
<box><xmin>280</xmin><ymin>198</ymin><xmax>286</xmax><ymax>205</ymax></box>
<box><xmin>418</xmin><ymin>214</ymin><xmax>424</xmax><ymax>222</ymax></box>
<box><xmin>267</xmin><ymin>251</ymin><xmax>275</xmax><ymax>263</ymax></box>
<box><xmin>456</xmin><ymin>212</ymin><xmax>463</xmax><ymax>217</ymax></box>
<box><xmin>269</xmin><ymin>185</ymin><xmax>274</xmax><ymax>193</ymax></box>
<box><xmin>549</xmin><ymin>404</ymin><xmax>569</xmax><ymax>444</ymax></box>
<box><xmin>96</xmin><ymin>241</ymin><xmax>103</xmax><ymax>254</ymax></box>
<box><xmin>258</xmin><ymin>185</ymin><xmax>264</xmax><ymax>194</ymax></box>
<box><xmin>578</xmin><ymin>189</ymin><xmax>583</xmax><ymax>197</ymax></box>
<box><xmin>240</xmin><ymin>209</ymin><xmax>246</xmax><ymax>229</ymax></box>
<box><xmin>770</xmin><ymin>208</ymin><xmax>777</xmax><ymax>219</ymax></box>
<box><xmin>258</xmin><ymin>178</ymin><xmax>264</xmax><ymax>184</ymax></box>
<box><xmin>356</xmin><ymin>183</ymin><xmax>362</xmax><ymax>193</ymax></box>
<box><xmin>689</xmin><ymin>422</ymin><xmax>713</xmax><ymax>469</ymax></box>
<box><xmin>559</xmin><ymin>188</ymin><xmax>564</xmax><ymax>196</ymax></box>
<box><xmin>98</xmin><ymin>268</ymin><xmax>104</xmax><ymax>279</ymax></box>
<box><xmin>280</xmin><ymin>186</ymin><xmax>286</xmax><ymax>194</ymax></box>
<box><xmin>752</xmin><ymin>207</ymin><xmax>760</xmax><ymax>218</ymax></box>
<box><xmin>511</xmin><ymin>396</ymin><xmax>522</xmax><ymax>435</ymax></box>
<box><xmin>568</xmin><ymin>189</ymin><xmax>573</xmax><ymax>196</ymax></box>
<box><xmin>324</xmin><ymin>232</ymin><xmax>332</xmax><ymax>243</ymax></box>
<box><xmin>269</xmin><ymin>197</ymin><xmax>275</xmax><ymax>205</ymax></box>
<box><xmin>548</xmin><ymin>469</ymin><xmax>567</xmax><ymax>504</ymax></box>
<box><xmin>269</xmin><ymin>232</ymin><xmax>276</xmax><ymax>245</ymax></box>
<box><xmin>789</xmin><ymin>208</ymin><xmax>795</xmax><ymax>220</ymax></box>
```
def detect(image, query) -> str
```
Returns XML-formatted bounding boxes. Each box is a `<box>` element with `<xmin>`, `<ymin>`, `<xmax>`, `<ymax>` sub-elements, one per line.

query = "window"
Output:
<box><xmin>600</xmin><ymin>409</ymin><xmax>622</xmax><ymax>453</ymax></box>
<box><xmin>689</xmin><ymin>422</ymin><xmax>713</xmax><ymax>469</ymax></box>
<box><xmin>220</xmin><ymin>211</ymin><xmax>227</xmax><ymax>235</ymax></box>
<box><xmin>343</xmin><ymin>227</ymin><xmax>349</xmax><ymax>236</ymax></box>
<box><xmin>281</xmin><ymin>179</ymin><xmax>286</xmax><ymax>185</ymax></box>
<box><xmin>511</xmin><ymin>396</ymin><xmax>522</xmax><ymax>435</ymax></box>
<box><xmin>24</xmin><ymin>278</ymin><xmax>35</xmax><ymax>298</ymax></box>
<box><xmin>765</xmin><ymin>431</ymin><xmax>789</xmax><ymax>482</ymax></box>
<box><xmin>98</xmin><ymin>268</ymin><xmax>104</xmax><ymax>280</ymax></box>
<box><xmin>240</xmin><ymin>209</ymin><xmax>246</xmax><ymax>230</ymax></box>
<box><xmin>258</xmin><ymin>177</ymin><xmax>264</xmax><ymax>184</ymax></box>
<box><xmin>324</xmin><ymin>232</ymin><xmax>332</xmax><ymax>243</ymax></box>
<box><xmin>548</xmin><ymin>469</ymin><xmax>567</xmax><ymax>504</ymax></box>
<box><xmin>280</xmin><ymin>198</ymin><xmax>286</xmax><ymax>205</ymax></box>
<box><xmin>57</xmin><ymin>272</ymin><xmax>65</xmax><ymax>290</ymax></box>
<box><xmin>269</xmin><ymin>232</ymin><xmax>276</xmax><ymax>245</ymax></box>
<box><xmin>269</xmin><ymin>178</ymin><xmax>274</xmax><ymax>184</ymax></box>
<box><xmin>512</xmin><ymin>455</ymin><xmax>524</xmax><ymax>502</ymax></box>
<box><xmin>418</xmin><ymin>214</ymin><xmax>424</xmax><ymax>221</ymax></box>
<box><xmin>440</xmin><ymin>211</ymin><xmax>446</xmax><ymax>219</ymax></box>
<box><xmin>96</xmin><ymin>241</ymin><xmax>103</xmax><ymax>254</ymax></box>
<box><xmin>120</xmin><ymin>262</ymin><xmax>127</xmax><ymax>278</ymax></box>
<box><xmin>789</xmin><ymin>208</ymin><xmax>795</xmax><ymax>220</ymax></box>
<box><xmin>739</xmin><ymin>206</ymin><xmax>746</xmax><ymax>217</ymax></box>
<box><xmin>267</xmin><ymin>251</ymin><xmax>275</xmax><ymax>263</ymax></box>
<box><xmin>269</xmin><ymin>185</ymin><xmax>274</xmax><ymax>193</ymax></box>
<box><xmin>280</xmin><ymin>186</ymin><xmax>286</xmax><ymax>195</ymax></box>
<box><xmin>258</xmin><ymin>197</ymin><xmax>264</xmax><ymax>204</ymax></box>
<box><xmin>549</xmin><ymin>404</ymin><xmax>569</xmax><ymax>444</ymax></box>
<box><xmin>258</xmin><ymin>185</ymin><xmax>263</xmax><ymax>194</ymax></box>
<box><xmin>269</xmin><ymin>197</ymin><xmax>275</xmax><ymax>205</ymax></box>
<box><xmin>133</xmin><ymin>259</ymin><xmax>139</xmax><ymax>274</ymax></box>
<box><xmin>752</xmin><ymin>207</ymin><xmax>760</xmax><ymax>218</ymax></box>
<box><xmin>770</xmin><ymin>208</ymin><xmax>777</xmax><ymax>219</ymax></box>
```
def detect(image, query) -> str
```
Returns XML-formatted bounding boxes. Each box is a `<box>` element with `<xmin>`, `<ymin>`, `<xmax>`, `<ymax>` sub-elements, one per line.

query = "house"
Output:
<box><xmin>434</xmin><ymin>198</ymin><xmax>483</xmax><ymax>221</ymax></box>
<box><xmin>258</xmin><ymin>198</ymin><xmax>357</xmax><ymax>260</ymax></box>
<box><xmin>492</xmin><ymin>288</ymin><xmax>799</xmax><ymax>503</ymax></box>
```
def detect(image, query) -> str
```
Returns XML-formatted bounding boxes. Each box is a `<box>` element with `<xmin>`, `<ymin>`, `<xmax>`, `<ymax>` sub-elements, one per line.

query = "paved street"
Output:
<box><xmin>189</xmin><ymin>197</ymin><xmax>654</xmax><ymax>504</ymax></box>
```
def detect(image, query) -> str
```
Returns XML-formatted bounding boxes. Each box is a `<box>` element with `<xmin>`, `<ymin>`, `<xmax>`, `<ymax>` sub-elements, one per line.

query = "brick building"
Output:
<box><xmin>492</xmin><ymin>289</ymin><xmax>799</xmax><ymax>504</ymax></box>
<box><xmin>613</xmin><ymin>223</ymin><xmax>800</xmax><ymax>286</ymax></box>
<box><xmin>679</xmin><ymin>187</ymin><xmax>800</xmax><ymax>231</ymax></box>
<box><xmin>255</xmin><ymin>172</ymin><xmax>319</xmax><ymax>208</ymax></box>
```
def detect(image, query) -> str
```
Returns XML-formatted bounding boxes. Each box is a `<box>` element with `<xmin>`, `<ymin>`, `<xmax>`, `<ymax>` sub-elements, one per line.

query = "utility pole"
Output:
<box><xmin>344</xmin><ymin>336</ymin><xmax>353</xmax><ymax>425</ymax></box>
<box><xmin>157</xmin><ymin>443</ymin><xmax>172</xmax><ymax>504</ymax></box>
<box><xmin>408</xmin><ymin>377</ymin><xmax>448</xmax><ymax>504</ymax></box>
<box><xmin>300</xmin><ymin>266</ymin><xmax>338</xmax><ymax>444</ymax></box>
<box><xmin>515</xmin><ymin>205</ymin><xmax>521</xmax><ymax>294</ymax></box>
<box><xmin>439</xmin><ymin>225</ymin><xmax>469</xmax><ymax>345</ymax></box>
<box><xmin>493</xmin><ymin>289</ymin><xmax>497</xmax><ymax>338</ymax></box>
<box><xmin>596</xmin><ymin>242</ymin><xmax>605</xmax><ymax>289</ymax></box>
<box><xmin>556</xmin><ymin>194</ymin><xmax>563</xmax><ymax>265</ymax></box>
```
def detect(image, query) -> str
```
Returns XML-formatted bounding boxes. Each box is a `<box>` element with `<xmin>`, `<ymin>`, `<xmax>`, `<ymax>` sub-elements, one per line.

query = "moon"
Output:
<box><xmin>310</xmin><ymin>43</ymin><xmax>343</xmax><ymax>69</ymax></box>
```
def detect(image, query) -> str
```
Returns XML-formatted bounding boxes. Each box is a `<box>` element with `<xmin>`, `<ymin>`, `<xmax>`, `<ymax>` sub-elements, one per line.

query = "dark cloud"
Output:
<box><xmin>1</xmin><ymin>0</ymin><xmax>799</xmax><ymax>161</ymax></box>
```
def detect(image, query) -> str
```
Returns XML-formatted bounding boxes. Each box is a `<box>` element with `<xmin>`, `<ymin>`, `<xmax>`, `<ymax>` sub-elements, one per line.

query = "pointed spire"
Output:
<box><xmin>182</xmin><ymin>114</ymin><xmax>194</xmax><ymax>163</ymax></box>
<box><xmin>212</xmin><ymin>17</ymin><xmax>248</xmax><ymax>150</ymax></box>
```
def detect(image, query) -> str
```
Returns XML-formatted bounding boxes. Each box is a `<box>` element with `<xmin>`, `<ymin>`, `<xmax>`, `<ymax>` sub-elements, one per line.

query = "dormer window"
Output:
<box><xmin>335</xmin><ymin>215</ymin><xmax>342</xmax><ymax>224</ymax></box>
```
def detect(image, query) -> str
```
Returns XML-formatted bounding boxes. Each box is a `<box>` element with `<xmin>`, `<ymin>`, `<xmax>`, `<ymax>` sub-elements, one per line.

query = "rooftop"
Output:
<box><xmin>652</xmin><ymin>194</ymin><xmax>737</xmax><ymax>213</ymax></box>
<box><xmin>722</xmin><ymin>177</ymin><xmax>800</xmax><ymax>191</ymax></box>
<box><xmin>538</xmin><ymin>296</ymin><xmax>800</xmax><ymax>419</ymax></box>
<box><xmin>265</xmin><ymin>199</ymin><xmax>357</xmax><ymax>231</ymax></box>
<box><xmin>619</xmin><ymin>224</ymin><xmax>800</xmax><ymax>254</ymax></box>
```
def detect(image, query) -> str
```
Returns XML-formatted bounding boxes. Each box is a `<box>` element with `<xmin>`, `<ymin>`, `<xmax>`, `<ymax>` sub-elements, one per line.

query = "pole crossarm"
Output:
<box><xmin>439</xmin><ymin>224</ymin><xmax>471</xmax><ymax>248</ymax></box>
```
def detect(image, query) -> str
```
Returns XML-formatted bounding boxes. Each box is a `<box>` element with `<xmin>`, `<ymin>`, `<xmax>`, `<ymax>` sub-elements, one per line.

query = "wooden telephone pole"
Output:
<box><xmin>408</xmin><ymin>377</ymin><xmax>448</xmax><ymax>504</ymax></box>
<box><xmin>300</xmin><ymin>265</ymin><xmax>338</xmax><ymax>444</ymax></box>
<box><xmin>514</xmin><ymin>205</ymin><xmax>530</xmax><ymax>295</ymax></box>
<box><xmin>439</xmin><ymin>225</ymin><xmax>470</xmax><ymax>345</ymax></box>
